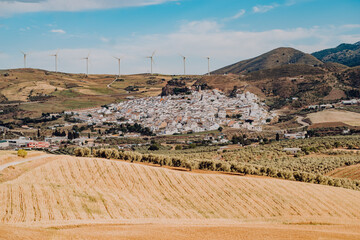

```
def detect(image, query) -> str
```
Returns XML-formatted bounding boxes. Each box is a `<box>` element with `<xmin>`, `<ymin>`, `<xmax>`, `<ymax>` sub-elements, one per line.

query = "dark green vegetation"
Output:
<box><xmin>104</xmin><ymin>122</ymin><xmax>155</xmax><ymax>136</ymax></box>
<box><xmin>71</xmin><ymin>135</ymin><xmax>360</xmax><ymax>191</ymax></box>
<box><xmin>312</xmin><ymin>41</ymin><xmax>360</xmax><ymax>67</ymax></box>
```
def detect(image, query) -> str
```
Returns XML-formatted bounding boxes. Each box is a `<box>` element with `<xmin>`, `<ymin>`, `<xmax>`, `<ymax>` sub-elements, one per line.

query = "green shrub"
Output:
<box><xmin>17</xmin><ymin>149</ymin><xmax>27</xmax><ymax>158</ymax></box>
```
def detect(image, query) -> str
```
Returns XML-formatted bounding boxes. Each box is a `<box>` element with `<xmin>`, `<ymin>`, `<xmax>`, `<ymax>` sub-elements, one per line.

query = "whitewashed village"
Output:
<box><xmin>71</xmin><ymin>90</ymin><xmax>276</xmax><ymax>135</ymax></box>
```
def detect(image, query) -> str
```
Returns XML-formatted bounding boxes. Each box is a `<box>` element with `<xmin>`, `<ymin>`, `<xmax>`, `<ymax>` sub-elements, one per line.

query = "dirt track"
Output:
<box><xmin>1</xmin><ymin>222</ymin><xmax>360</xmax><ymax>240</ymax></box>
<box><xmin>0</xmin><ymin>155</ymin><xmax>48</xmax><ymax>172</ymax></box>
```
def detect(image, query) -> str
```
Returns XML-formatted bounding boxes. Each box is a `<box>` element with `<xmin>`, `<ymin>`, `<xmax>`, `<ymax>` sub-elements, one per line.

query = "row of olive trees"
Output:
<box><xmin>73</xmin><ymin>147</ymin><xmax>360</xmax><ymax>191</ymax></box>
<box><xmin>229</xmin><ymin>163</ymin><xmax>360</xmax><ymax>191</ymax></box>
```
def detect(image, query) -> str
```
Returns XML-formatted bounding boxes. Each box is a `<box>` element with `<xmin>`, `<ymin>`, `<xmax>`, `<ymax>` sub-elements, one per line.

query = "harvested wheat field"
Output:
<box><xmin>1</xmin><ymin>154</ymin><xmax>360</xmax><ymax>239</ymax></box>
<box><xmin>307</xmin><ymin>109</ymin><xmax>360</xmax><ymax>126</ymax></box>
<box><xmin>328</xmin><ymin>164</ymin><xmax>360</xmax><ymax>180</ymax></box>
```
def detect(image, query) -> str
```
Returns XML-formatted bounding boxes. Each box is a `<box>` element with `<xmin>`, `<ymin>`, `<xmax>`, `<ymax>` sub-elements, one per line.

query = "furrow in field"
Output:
<box><xmin>1</xmin><ymin>155</ymin><xmax>360</xmax><ymax>225</ymax></box>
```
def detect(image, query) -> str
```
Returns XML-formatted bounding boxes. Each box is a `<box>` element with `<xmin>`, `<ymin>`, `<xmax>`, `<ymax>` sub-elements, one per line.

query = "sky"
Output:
<box><xmin>0</xmin><ymin>0</ymin><xmax>359</xmax><ymax>75</ymax></box>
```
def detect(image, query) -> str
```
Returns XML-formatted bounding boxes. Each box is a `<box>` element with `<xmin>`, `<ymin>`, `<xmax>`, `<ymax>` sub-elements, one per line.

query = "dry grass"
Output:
<box><xmin>323</xmin><ymin>88</ymin><xmax>346</xmax><ymax>100</ymax></box>
<box><xmin>1</xmin><ymin>222</ymin><xmax>360</xmax><ymax>240</ymax></box>
<box><xmin>0</xmin><ymin>69</ymin><xmax>171</xmax><ymax>118</ymax></box>
<box><xmin>1</xmin><ymin>153</ymin><xmax>360</xmax><ymax>239</ymax></box>
<box><xmin>1</xmin><ymin>154</ymin><xmax>360</xmax><ymax>225</ymax></box>
<box><xmin>0</xmin><ymin>151</ymin><xmax>45</xmax><ymax>166</ymax></box>
<box><xmin>307</xmin><ymin>109</ymin><xmax>360</xmax><ymax>127</ymax></box>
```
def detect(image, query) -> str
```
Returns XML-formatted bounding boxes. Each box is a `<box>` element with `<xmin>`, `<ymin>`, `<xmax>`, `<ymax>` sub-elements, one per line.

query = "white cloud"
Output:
<box><xmin>100</xmin><ymin>37</ymin><xmax>110</xmax><ymax>43</ymax></box>
<box><xmin>50</xmin><ymin>29</ymin><xmax>65</xmax><ymax>34</ymax></box>
<box><xmin>253</xmin><ymin>4</ymin><xmax>278</xmax><ymax>13</ymax></box>
<box><xmin>224</xmin><ymin>9</ymin><xmax>246</xmax><ymax>21</ymax></box>
<box><xmin>0</xmin><ymin>0</ymin><xmax>178</xmax><ymax>16</ymax></box>
<box><xmin>1</xmin><ymin>21</ymin><xmax>358</xmax><ymax>75</ymax></box>
<box><xmin>179</xmin><ymin>20</ymin><xmax>221</xmax><ymax>33</ymax></box>
<box><xmin>340</xmin><ymin>24</ymin><xmax>360</xmax><ymax>30</ymax></box>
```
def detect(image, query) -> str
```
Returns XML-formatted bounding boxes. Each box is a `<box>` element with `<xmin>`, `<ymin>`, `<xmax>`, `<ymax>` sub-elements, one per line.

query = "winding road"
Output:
<box><xmin>296</xmin><ymin>116</ymin><xmax>310</xmax><ymax>128</ymax></box>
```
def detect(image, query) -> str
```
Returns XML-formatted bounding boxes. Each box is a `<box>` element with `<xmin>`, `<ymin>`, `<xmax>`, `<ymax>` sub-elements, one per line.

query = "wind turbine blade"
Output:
<box><xmin>152</xmin><ymin>50</ymin><xmax>156</xmax><ymax>57</ymax></box>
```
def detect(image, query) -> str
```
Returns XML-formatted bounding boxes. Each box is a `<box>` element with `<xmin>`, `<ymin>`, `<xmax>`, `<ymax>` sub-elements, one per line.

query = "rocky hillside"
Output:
<box><xmin>312</xmin><ymin>42</ymin><xmax>360</xmax><ymax>67</ymax></box>
<box><xmin>212</xmin><ymin>47</ymin><xmax>323</xmax><ymax>75</ymax></box>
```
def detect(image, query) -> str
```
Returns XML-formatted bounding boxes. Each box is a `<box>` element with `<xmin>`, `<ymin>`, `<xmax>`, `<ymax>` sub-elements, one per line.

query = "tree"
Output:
<box><xmin>276</xmin><ymin>133</ymin><xmax>280</xmax><ymax>141</ymax></box>
<box><xmin>74</xmin><ymin>147</ymin><xmax>84</xmax><ymax>157</ymax></box>
<box><xmin>68</xmin><ymin>131</ymin><xmax>73</xmax><ymax>140</ymax></box>
<box><xmin>218</xmin><ymin>126</ymin><xmax>223</xmax><ymax>132</ymax></box>
<box><xmin>149</xmin><ymin>144</ymin><xmax>160</xmax><ymax>151</ymax></box>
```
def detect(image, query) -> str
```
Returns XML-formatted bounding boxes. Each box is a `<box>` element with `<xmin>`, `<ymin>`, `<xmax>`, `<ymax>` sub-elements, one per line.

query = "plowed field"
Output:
<box><xmin>328</xmin><ymin>164</ymin><xmax>360</xmax><ymax>180</ymax></box>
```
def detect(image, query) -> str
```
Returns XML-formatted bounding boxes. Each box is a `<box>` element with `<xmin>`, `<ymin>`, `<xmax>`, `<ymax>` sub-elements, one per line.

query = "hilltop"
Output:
<box><xmin>203</xmin><ymin>46</ymin><xmax>360</xmax><ymax>106</ymax></box>
<box><xmin>212</xmin><ymin>47</ymin><xmax>323</xmax><ymax>75</ymax></box>
<box><xmin>312</xmin><ymin>42</ymin><xmax>360</xmax><ymax>67</ymax></box>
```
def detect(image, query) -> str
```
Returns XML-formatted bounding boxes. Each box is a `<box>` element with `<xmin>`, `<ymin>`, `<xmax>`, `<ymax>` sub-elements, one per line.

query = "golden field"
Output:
<box><xmin>0</xmin><ymin>152</ymin><xmax>360</xmax><ymax>239</ymax></box>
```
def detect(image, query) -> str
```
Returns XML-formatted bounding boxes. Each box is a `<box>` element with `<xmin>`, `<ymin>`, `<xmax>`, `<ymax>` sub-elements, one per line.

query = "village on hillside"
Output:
<box><xmin>69</xmin><ymin>90</ymin><xmax>276</xmax><ymax>135</ymax></box>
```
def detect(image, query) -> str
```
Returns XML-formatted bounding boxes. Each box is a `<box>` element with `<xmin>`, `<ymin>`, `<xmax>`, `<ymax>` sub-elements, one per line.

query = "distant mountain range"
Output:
<box><xmin>312</xmin><ymin>42</ymin><xmax>360</xmax><ymax>67</ymax></box>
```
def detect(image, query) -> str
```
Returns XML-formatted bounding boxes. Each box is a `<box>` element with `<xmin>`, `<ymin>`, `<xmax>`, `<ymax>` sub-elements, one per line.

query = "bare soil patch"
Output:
<box><xmin>327</xmin><ymin>164</ymin><xmax>360</xmax><ymax>180</ymax></box>
<box><xmin>307</xmin><ymin>110</ymin><xmax>360</xmax><ymax>127</ymax></box>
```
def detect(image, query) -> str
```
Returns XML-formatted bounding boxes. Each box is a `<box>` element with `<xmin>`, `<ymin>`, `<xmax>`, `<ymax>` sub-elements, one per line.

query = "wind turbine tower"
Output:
<box><xmin>50</xmin><ymin>51</ymin><xmax>59</xmax><ymax>72</ymax></box>
<box><xmin>207</xmin><ymin>57</ymin><xmax>210</xmax><ymax>75</ymax></box>
<box><xmin>21</xmin><ymin>51</ymin><xmax>27</xmax><ymax>68</ymax></box>
<box><xmin>146</xmin><ymin>51</ymin><xmax>155</xmax><ymax>75</ymax></box>
<box><xmin>180</xmin><ymin>55</ymin><xmax>186</xmax><ymax>75</ymax></box>
<box><xmin>82</xmin><ymin>53</ymin><xmax>90</xmax><ymax>75</ymax></box>
<box><xmin>114</xmin><ymin>57</ymin><xmax>121</xmax><ymax>77</ymax></box>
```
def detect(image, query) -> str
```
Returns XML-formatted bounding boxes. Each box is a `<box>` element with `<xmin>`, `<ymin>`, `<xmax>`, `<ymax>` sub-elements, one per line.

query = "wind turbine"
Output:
<box><xmin>82</xmin><ymin>52</ymin><xmax>90</xmax><ymax>75</ymax></box>
<box><xmin>50</xmin><ymin>50</ymin><xmax>59</xmax><ymax>72</ymax></box>
<box><xmin>21</xmin><ymin>51</ymin><xmax>28</xmax><ymax>68</ymax></box>
<box><xmin>146</xmin><ymin>51</ymin><xmax>155</xmax><ymax>75</ymax></box>
<box><xmin>206</xmin><ymin>57</ymin><xmax>211</xmax><ymax>75</ymax></box>
<box><xmin>180</xmin><ymin>54</ymin><xmax>186</xmax><ymax>75</ymax></box>
<box><xmin>114</xmin><ymin>56</ymin><xmax>122</xmax><ymax>77</ymax></box>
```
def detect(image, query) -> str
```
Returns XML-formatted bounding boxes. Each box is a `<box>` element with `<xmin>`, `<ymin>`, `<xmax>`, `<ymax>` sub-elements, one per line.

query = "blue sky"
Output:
<box><xmin>0</xmin><ymin>0</ymin><xmax>359</xmax><ymax>74</ymax></box>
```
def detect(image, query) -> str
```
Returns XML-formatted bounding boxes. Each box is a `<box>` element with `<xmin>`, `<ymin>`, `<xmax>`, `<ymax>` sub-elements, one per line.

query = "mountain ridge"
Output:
<box><xmin>212</xmin><ymin>47</ymin><xmax>323</xmax><ymax>75</ymax></box>
<box><xmin>312</xmin><ymin>42</ymin><xmax>360</xmax><ymax>67</ymax></box>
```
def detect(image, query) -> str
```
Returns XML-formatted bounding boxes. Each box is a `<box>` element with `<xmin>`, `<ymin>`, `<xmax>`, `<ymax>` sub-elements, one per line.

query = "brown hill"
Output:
<box><xmin>0</xmin><ymin>69</ymin><xmax>171</xmax><ymax>119</ymax></box>
<box><xmin>212</xmin><ymin>47</ymin><xmax>323</xmax><ymax>75</ymax></box>
<box><xmin>336</xmin><ymin>66</ymin><xmax>360</xmax><ymax>88</ymax></box>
